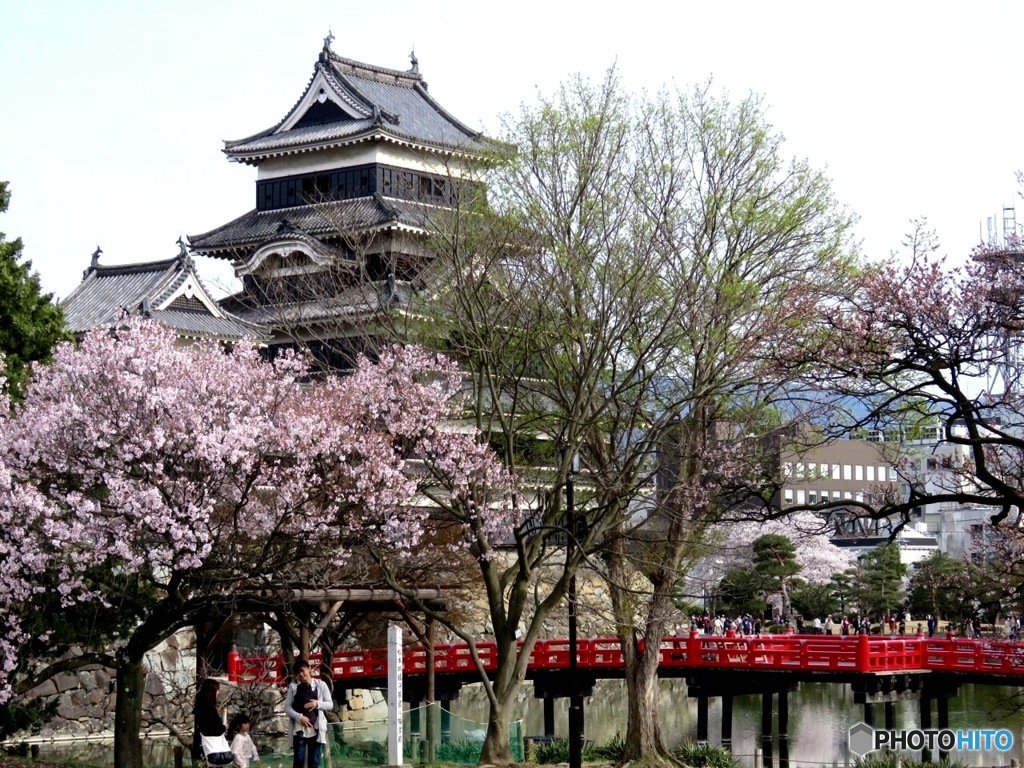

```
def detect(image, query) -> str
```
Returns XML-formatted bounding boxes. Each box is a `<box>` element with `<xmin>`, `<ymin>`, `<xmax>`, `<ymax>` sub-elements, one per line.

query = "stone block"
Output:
<box><xmin>28</xmin><ymin>679</ymin><xmax>58</xmax><ymax>697</ymax></box>
<box><xmin>93</xmin><ymin>669</ymin><xmax>112</xmax><ymax>692</ymax></box>
<box><xmin>86</xmin><ymin>688</ymin><xmax>107</xmax><ymax>706</ymax></box>
<box><xmin>54</xmin><ymin>673</ymin><xmax>81</xmax><ymax>693</ymax></box>
<box><xmin>159</xmin><ymin>648</ymin><xmax>180</xmax><ymax>671</ymax></box>
<box><xmin>144</xmin><ymin>673</ymin><xmax>165</xmax><ymax>697</ymax></box>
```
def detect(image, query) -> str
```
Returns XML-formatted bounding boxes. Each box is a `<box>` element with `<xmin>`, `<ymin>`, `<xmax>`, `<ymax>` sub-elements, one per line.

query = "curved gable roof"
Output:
<box><xmin>61</xmin><ymin>249</ymin><xmax>266</xmax><ymax>341</ymax></box>
<box><xmin>224</xmin><ymin>44</ymin><xmax>486</xmax><ymax>164</ymax></box>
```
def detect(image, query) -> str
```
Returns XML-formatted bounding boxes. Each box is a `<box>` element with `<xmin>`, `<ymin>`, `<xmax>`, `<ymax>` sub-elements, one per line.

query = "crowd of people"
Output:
<box><xmin>689</xmin><ymin>612</ymin><xmax>1024</xmax><ymax>639</ymax></box>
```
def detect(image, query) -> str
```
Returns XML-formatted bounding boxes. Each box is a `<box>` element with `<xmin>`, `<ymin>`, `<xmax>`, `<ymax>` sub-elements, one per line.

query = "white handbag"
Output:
<box><xmin>201</xmin><ymin>733</ymin><xmax>234</xmax><ymax>766</ymax></box>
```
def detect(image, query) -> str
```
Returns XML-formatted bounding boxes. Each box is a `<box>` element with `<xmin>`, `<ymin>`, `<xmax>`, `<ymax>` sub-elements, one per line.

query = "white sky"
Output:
<box><xmin>2</xmin><ymin>0</ymin><xmax>1023</xmax><ymax>301</ymax></box>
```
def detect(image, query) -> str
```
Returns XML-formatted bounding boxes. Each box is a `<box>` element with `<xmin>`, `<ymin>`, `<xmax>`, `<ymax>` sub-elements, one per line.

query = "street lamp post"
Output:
<box><xmin>564</xmin><ymin>450</ymin><xmax>582</xmax><ymax>768</ymax></box>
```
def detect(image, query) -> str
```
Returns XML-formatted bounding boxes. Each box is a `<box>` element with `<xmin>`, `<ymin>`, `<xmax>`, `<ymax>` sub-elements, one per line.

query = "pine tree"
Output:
<box><xmin>0</xmin><ymin>180</ymin><xmax>68</xmax><ymax>400</ymax></box>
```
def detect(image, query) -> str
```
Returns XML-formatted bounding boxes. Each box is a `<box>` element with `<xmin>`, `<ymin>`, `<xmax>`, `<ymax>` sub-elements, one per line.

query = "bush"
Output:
<box><xmin>527</xmin><ymin>736</ymin><xmax>614</xmax><ymax>764</ymax></box>
<box><xmin>854</xmin><ymin>756</ymin><xmax>965</xmax><ymax>768</ymax></box>
<box><xmin>673</xmin><ymin>741</ymin><xmax>740</xmax><ymax>768</ymax></box>
<box><xmin>590</xmin><ymin>733</ymin><xmax>626</xmax><ymax>762</ymax></box>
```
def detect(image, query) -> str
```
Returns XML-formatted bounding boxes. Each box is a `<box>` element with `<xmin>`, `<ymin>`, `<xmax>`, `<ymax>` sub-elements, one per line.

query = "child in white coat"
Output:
<box><xmin>227</xmin><ymin>713</ymin><xmax>259</xmax><ymax>768</ymax></box>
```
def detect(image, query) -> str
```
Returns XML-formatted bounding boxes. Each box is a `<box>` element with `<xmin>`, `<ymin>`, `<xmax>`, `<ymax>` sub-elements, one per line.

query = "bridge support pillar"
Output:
<box><xmin>863</xmin><ymin>702</ymin><xmax>875</xmax><ymax>727</ymax></box>
<box><xmin>721</xmin><ymin>694</ymin><xmax>733</xmax><ymax>750</ymax></box>
<box><xmin>920</xmin><ymin>696</ymin><xmax>933</xmax><ymax>763</ymax></box>
<box><xmin>696</xmin><ymin>695</ymin><xmax>709</xmax><ymax>744</ymax></box>
<box><xmin>937</xmin><ymin>696</ymin><xmax>949</xmax><ymax>763</ymax></box>
<box><xmin>778</xmin><ymin>736</ymin><xmax>790</xmax><ymax>768</ymax></box>
<box><xmin>884</xmin><ymin>701</ymin><xmax>896</xmax><ymax>730</ymax></box>
<box><xmin>760</xmin><ymin>692</ymin><xmax>773</xmax><ymax>738</ymax></box>
<box><xmin>441</xmin><ymin>699</ymin><xmax>452</xmax><ymax>741</ymax></box>
<box><xmin>778</xmin><ymin>689</ymin><xmax>789</xmax><ymax>740</ymax></box>
<box><xmin>409</xmin><ymin>704</ymin><xmax>421</xmax><ymax>737</ymax></box>
<box><xmin>543</xmin><ymin>697</ymin><xmax>555</xmax><ymax>738</ymax></box>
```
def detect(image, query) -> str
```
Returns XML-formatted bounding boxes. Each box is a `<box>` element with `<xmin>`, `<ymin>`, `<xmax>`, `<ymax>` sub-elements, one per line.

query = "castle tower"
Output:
<box><xmin>188</xmin><ymin>37</ymin><xmax>488</xmax><ymax>368</ymax></box>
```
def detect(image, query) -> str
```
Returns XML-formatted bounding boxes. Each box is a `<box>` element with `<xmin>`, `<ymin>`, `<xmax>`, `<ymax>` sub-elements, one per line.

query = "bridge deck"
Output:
<box><xmin>227</xmin><ymin>631</ymin><xmax>1024</xmax><ymax>687</ymax></box>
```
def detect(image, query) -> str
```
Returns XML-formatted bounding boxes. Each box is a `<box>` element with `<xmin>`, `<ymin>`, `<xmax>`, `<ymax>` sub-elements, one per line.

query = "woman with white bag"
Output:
<box><xmin>193</xmin><ymin>678</ymin><xmax>233</xmax><ymax>766</ymax></box>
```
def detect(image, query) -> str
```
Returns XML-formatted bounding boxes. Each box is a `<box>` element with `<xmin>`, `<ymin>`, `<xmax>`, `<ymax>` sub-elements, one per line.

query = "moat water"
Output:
<box><xmin>450</xmin><ymin>679</ymin><xmax>1024</xmax><ymax>767</ymax></box>
<box><xmin>29</xmin><ymin>680</ymin><xmax>1024</xmax><ymax>767</ymax></box>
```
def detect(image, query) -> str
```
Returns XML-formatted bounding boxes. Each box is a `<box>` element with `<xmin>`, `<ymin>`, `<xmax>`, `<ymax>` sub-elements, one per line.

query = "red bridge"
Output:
<box><xmin>229</xmin><ymin>630</ymin><xmax>1024</xmax><ymax>755</ymax></box>
<box><xmin>228</xmin><ymin>630</ymin><xmax>1024</xmax><ymax>686</ymax></box>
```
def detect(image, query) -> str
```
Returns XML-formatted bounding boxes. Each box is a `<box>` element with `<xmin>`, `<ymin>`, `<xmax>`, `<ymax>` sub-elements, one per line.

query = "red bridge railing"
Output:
<box><xmin>227</xmin><ymin>631</ymin><xmax>1024</xmax><ymax>686</ymax></box>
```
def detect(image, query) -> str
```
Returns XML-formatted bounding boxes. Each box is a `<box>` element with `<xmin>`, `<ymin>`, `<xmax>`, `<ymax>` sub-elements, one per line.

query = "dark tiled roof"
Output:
<box><xmin>224</xmin><ymin>288</ymin><xmax>382</xmax><ymax>326</ymax></box>
<box><xmin>188</xmin><ymin>196</ymin><xmax>436</xmax><ymax>256</ymax></box>
<box><xmin>220</xmin><ymin>279</ymin><xmax>414</xmax><ymax>328</ymax></box>
<box><xmin>61</xmin><ymin>255</ymin><xmax>266</xmax><ymax>341</ymax></box>
<box><xmin>223</xmin><ymin>49</ymin><xmax>486</xmax><ymax>162</ymax></box>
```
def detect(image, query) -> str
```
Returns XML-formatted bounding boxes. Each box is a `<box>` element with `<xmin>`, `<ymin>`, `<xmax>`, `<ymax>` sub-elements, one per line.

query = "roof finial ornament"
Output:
<box><xmin>319</xmin><ymin>30</ymin><xmax>335</xmax><ymax>64</ymax></box>
<box><xmin>91</xmin><ymin>246</ymin><xmax>102</xmax><ymax>268</ymax></box>
<box><xmin>409</xmin><ymin>48</ymin><xmax>419</xmax><ymax>74</ymax></box>
<box><xmin>176</xmin><ymin>236</ymin><xmax>194</xmax><ymax>271</ymax></box>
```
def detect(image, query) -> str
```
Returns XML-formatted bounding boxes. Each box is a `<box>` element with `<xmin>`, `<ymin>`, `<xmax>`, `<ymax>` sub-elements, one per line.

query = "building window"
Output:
<box><xmin>796</xmin><ymin>490</ymin><xmax>805</xmax><ymax>504</ymax></box>
<box><xmin>808</xmin><ymin>490</ymin><xmax>817</xmax><ymax>504</ymax></box>
<box><xmin>843</xmin><ymin>465</ymin><xmax>852</xmax><ymax>480</ymax></box>
<box><xmin>832</xmin><ymin>464</ymin><xmax>840</xmax><ymax>480</ymax></box>
<box><xmin>855</xmin><ymin>465</ymin><xmax>864</xmax><ymax>481</ymax></box>
<box><xmin>867</xmin><ymin>465</ymin><xmax>875</xmax><ymax>481</ymax></box>
<box><xmin>784</xmin><ymin>489</ymin><xmax>793</xmax><ymax>505</ymax></box>
<box><xmin>879</xmin><ymin>466</ymin><xmax>888</xmax><ymax>482</ymax></box>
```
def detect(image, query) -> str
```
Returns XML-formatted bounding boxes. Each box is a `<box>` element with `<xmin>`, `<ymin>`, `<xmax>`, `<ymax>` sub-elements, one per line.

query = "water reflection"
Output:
<box><xmin>452</xmin><ymin>678</ymin><xmax>1024</xmax><ymax>767</ymax></box>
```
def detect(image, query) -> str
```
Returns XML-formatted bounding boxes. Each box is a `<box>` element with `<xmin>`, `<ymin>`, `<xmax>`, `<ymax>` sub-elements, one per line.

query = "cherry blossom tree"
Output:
<box><xmin>714</xmin><ymin>510</ymin><xmax>854</xmax><ymax>585</ymax></box>
<box><xmin>773</xmin><ymin>222</ymin><xmax>1024</xmax><ymax>626</ymax></box>
<box><xmin>0</xmin><ymin>318</ymin><xmax>515</xmax><ymax>768</ymax></box>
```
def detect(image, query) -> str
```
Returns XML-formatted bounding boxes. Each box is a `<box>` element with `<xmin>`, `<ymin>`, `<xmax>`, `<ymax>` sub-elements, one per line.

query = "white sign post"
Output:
<box><xmin>386</xmin><ymin>625</ymin><xmax>408</xmax><ymax>767</ymax></box>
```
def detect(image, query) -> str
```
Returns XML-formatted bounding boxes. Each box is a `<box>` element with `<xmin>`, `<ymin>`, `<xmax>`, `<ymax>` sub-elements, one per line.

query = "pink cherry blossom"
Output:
<box><xmin>0</xmin><ymin>318</ymin><xmax>517</xmax><ymax>703</ymax></box>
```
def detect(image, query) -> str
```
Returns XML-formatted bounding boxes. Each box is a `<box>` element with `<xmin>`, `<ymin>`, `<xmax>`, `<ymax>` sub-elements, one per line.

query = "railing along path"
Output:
<box><xmin>227</xmin><ymin>630</ymin><xmax>1024</xmax><ymax>686</ymax></box>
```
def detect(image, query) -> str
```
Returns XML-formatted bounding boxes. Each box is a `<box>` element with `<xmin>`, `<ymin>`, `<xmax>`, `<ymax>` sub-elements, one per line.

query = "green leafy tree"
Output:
<box><xmin>852</xmin><ymin>543</ymin><xmax>906</xmax><ymax>619</ymax></box>
<box><xmin>906</xmin><ymin>551</ymin><xmax>989</xmax><ymax>623</ymax></box>
<box><xmin>829</xmin><ymin>570</ymin><xmax>855</xmax><ymax>617</ymax></box>
<box><xmin>790</xmin><ymin>579</ymin><xmax>838</xmax><ymax>620</ymax></box>
<box><xmin>358</xmin><ymin>70</ymin><xmax>856</xmax><ymax>765</ymax></box>
<box><xmin>715</xmin><ymin>568</ymin><xmax>765</xmax><ymax>618</ymax></box>
<box><xmin>752</xmin><ymin>533</ymin><xmax>801</xmax><ymax>616</ymax></box>
<box><xmin>0</xmin><ymin>180</ymin><xmax>67</xmax><ymax>400</ymax></box>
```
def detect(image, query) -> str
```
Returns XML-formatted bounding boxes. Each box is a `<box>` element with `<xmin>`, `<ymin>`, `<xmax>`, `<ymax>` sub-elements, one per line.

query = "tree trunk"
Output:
<box><xmin>112</xmin><ymin>651</ymin><xmax>145</xmax><ymax>768</ymax></box>
<box><xmin>478</xmin><ymin>684</ymin><xmax>518</xmax><ymax>765</ymax></box>
<box><xmin>623</xmin><ymin>644</ymin><xmax>664</xmax><ymax>760</ymax></box>
<box><xmin>605</xmin><ymin>537</ymin><xmax>675</xmax><ymax>763</ymax></box>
